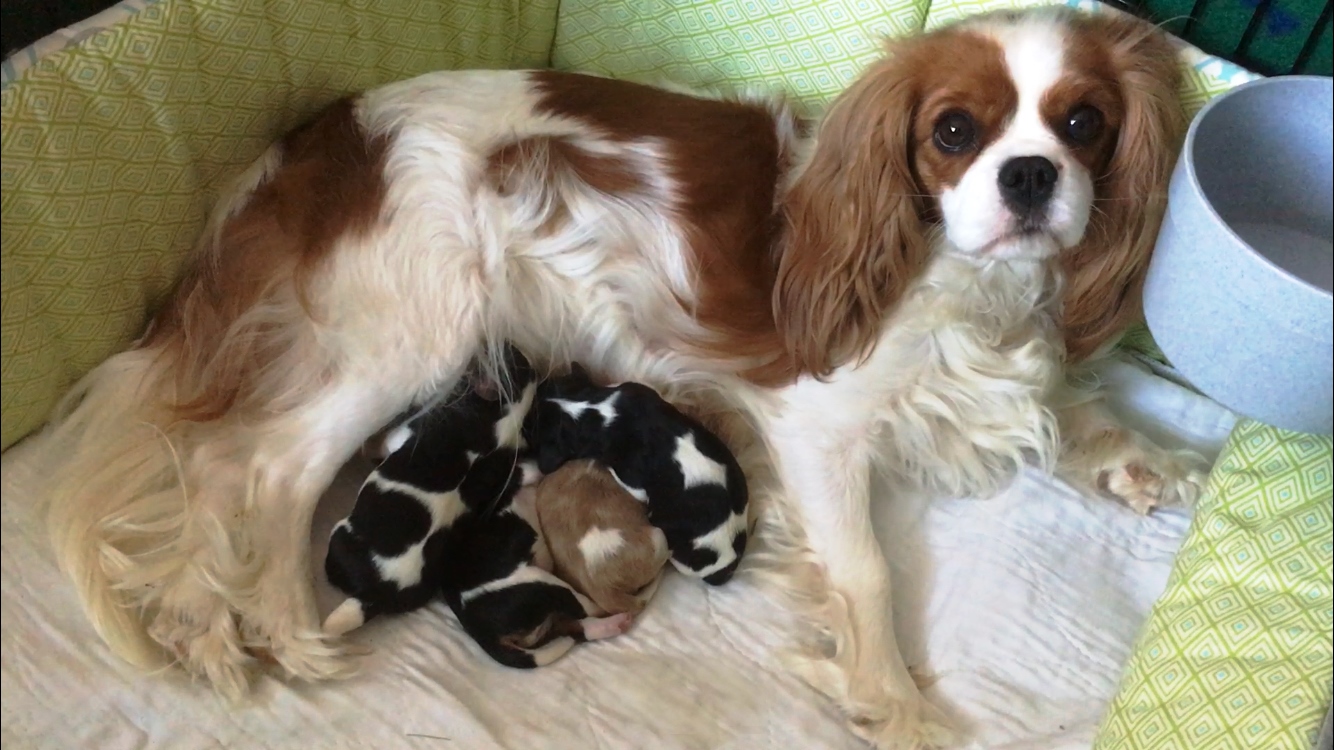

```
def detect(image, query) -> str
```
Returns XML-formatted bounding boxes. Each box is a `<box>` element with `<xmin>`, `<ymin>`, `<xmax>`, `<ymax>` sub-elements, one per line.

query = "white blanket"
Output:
<box><xmin>0</xmin><ymin>358</ymin><xmax>1236</xmax><ymax>749</ymax></box>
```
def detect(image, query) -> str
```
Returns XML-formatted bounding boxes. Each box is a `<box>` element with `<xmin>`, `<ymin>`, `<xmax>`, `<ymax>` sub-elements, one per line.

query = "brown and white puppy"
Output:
<box><xmin>535</xmin><ymin>460</ymin><xmax>670</xmax><ymax>617</ymax></box>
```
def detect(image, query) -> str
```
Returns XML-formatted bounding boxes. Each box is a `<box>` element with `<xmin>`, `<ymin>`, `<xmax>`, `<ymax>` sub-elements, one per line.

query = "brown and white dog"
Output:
<box><xmin>44</xmin><ymin>7</ymin><xmax>1206</xmax><ymax>748</ymax></box>
<box><xmin>535</xmin><ymin>459</ymin><xmax>670</xmax><ymax>618</ymax></box>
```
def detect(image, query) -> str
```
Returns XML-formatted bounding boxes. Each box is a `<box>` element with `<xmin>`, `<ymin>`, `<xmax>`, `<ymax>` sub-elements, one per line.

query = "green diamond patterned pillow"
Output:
<box><xmin>551</xmin><ymin>0</ymin><xmax>928</xmax><ymax>116</ymax></box>
<box><xmin>1</xmin><ymin>0</ymin><xmax>559</xmax><ymax>450</ymax></box>
<box><xmin>1096</xmin><ymin>420</ymin><xmax>1334</xmax><ymax>750</ymax></box>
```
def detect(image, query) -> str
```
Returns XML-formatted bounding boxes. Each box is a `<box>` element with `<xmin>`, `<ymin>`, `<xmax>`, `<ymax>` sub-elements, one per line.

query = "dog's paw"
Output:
<box><xmin>1102</xmin><ymin>449</ymin><xmax>1209</xmax><ymax>514</ymax></box>
<box><xmin>789</xmin><ymin>653</ymin><xmax>955</xmax><ymax>750</ymax></box>
<box><xmin>258</xmin><ymin>626</ymin><xmax>358</xmax><ymax>682</ymax></box>
<box><xmin>148</xmin><ymin>575</ymin><xmax>255</xmax><ymax>701</ymax></box>
<box><xmin>847</xmin><ymin>690</ymin><xmax>955</xmax><ymax>750</ymax></box>
<box><xmin>249</xmin><ymin>569</ymin><xmax>359</xmax><ymax>682</ymax></box>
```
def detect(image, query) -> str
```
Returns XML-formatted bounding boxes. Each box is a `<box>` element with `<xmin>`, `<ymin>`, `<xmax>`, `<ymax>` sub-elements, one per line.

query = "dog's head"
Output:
<box><xmin>469</xmin><ymin>342</ymin><xmax>539</xmax><ymax>402</ymax></box>
<box><xmin>775</xmin><ymin>8</ymin><xmax>1185</xmax><ymax>374</ymax></box>
<box><xmin>525</xmin><ymin>363</ymin><xmax>606</xmax><ymax>473</ymax></box>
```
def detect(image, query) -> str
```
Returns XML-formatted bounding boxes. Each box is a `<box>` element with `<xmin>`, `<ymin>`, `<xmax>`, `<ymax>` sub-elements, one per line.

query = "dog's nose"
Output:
<box><xmin>998</xmin><ymin>156</ymin><xmax>1058</xmax><ymax>214</ymax></box>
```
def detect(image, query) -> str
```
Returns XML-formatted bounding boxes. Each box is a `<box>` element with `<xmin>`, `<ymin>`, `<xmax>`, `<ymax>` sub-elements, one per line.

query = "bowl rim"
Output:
<box><xmin>1179</xmin><ymin>74</ymin><xmax>1334</xmax><ymax>302</ymax></box>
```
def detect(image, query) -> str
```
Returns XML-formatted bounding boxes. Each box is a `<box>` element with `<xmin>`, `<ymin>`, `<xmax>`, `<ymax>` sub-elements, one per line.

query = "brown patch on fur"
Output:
<box><xmin>530</xmin><ymin>71</ymin><xmax>796</xmax><ymax>384</ymax></box>
<box><xmin>483</xmin><ymin>134</ymin><xmax>644</xmax><ymax>238</ymax></box>
<box><xmin>910</xmin><ymin>33</ymin><xmax>1018</xmax><ymax>193</ymax></box>
<box><xmin>775</xmin><ymin>27</ymin><xmax>1008</xmax><ymax>379</ymax></box>
<box><xmin>1055</xmin><ymin>14</ymin><xmax>1186</xmax><ymax>362</ymax></box>
<box><xmin>1039</xmin><ymin>50</ymin><xmax>1125</xmax><ymax>176</ymax></box>
<box><xmin>534</xmin><ymin>460</ymin><xmax>668</xmax><ymax>616</ymax></box>
<box><xmin>484</xmin><ymin>135</ymin><xmax>645</xmax><ymax>198</ymax></box>
<box><xmin>144</xmin><ymin>97</ymin><xmax>390</xmax><ymax>421</ymax></box>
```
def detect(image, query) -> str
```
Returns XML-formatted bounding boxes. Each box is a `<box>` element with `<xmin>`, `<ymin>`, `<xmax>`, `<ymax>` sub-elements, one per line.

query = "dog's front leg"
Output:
<box><xmin>766</xmin><ymin>410</ymin><xmax>952</xmax><ymax>750</ymax></box>
<box><xmin>1056</xmin><ymin>392</ymin><xmax>1210</xmax><ymax>514</ymax></box>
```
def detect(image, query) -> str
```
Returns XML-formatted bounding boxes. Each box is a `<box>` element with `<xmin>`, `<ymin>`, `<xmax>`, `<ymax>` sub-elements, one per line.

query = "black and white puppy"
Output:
<box><xmin>322</xmin><ymin>345</ymin><xmax>541</xmax><ymax>635</ymax></box>
<box><xmin>438</xmin><ymin>486</ymin><xmax>632</xmax><ymax>668</ymax></box>
<box><xmin>323</xmin><ymin>346</ymin><xmax>629</xmax><ymax>668</ymax></box>
<box><xmin>524</xmin><ymin>365</ymin><xmax>750</xmax><ymax>585</ymax></box>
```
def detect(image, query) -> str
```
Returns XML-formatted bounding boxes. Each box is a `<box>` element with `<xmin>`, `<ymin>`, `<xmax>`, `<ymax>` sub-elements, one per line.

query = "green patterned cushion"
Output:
<box><xmin>551</xmin><ymin>0</ymin><xmax>1261</xmax><ymax>116</ymax></box>
<box><xmin>1096</xmin><ymin>421</ymin><xmax>1334</xmax><ymax>750</ymax></box>
<box><xmin>0</xmin><ymin>0</ymin><xmax>559</xmax><ymax>450</ymax></box>
<box><xmin>552</xmin><ymin>0</ymin><xmax>928</xmax><ymax>116</ymax></box>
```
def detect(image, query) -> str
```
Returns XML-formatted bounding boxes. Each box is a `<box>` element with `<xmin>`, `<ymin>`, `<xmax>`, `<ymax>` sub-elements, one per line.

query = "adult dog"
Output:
<box><xmin>46</xmin><ymin>7</ymin><xmax>1202</xmax><ymax>747</ymax></box>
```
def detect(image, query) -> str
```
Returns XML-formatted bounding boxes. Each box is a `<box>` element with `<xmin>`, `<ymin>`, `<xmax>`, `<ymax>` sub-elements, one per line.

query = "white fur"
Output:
<box><xmin>381</xmin><ymin>424</ymin><xmax>414</xmax><ymax>456</ymax></box>
<box><xmin>553</xmin><ymin>392</ymin><xmax>622</xmax><ymax>425</ymax></box>
<box><xmin>459</xmin><ymin>564</ymin><xmax>571</xmax><ymax>605</ymax></box>
<box><xmin>940</xmin><ymin>17</ymin><xmax>1094</xmax><ymax>261</ymax></box>
<box><xmin>43</xmin><ymin>14</ymin><xmax>1206</xmax><ymax>749</ymax></box>
<box><xmin>608</xmin><ymin>469</ymin><xmax>650</xmax><ymax>503</ymax></box>
<box><xmin>672</xmin><ymin>509</ymin><xmax>748</xmax><ymax>580</ymax></box>
<box><xmin>577</xmin><ymin>527</ymin><xmax>627</xmax><ymax>568</ymax></box>
<box><xmin>673</xmin><ymin>433</ymin><xmax>729</xmax><ymax>489</ymax></box>
<box><xmin>363</xmin><ymin>476</ymin><xmax>468</xmax><ymax>589</ymax></box>
<box><xmin>322</xmin><ymin>598</ymin><xmax>366</xmax><ymax>637</ymax></box>
<box><xmin>494</xmin><ymin>382</ymin><xmax>538</xmax><ymax>449</ymax></box>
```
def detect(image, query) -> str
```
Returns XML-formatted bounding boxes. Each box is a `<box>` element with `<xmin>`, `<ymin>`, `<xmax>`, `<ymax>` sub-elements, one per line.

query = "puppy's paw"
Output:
<box><xmin>581</xmin><ymin>611</ymin><xmax>634</xmax><ymax>640</ymax></box>
<box><xmin>1102</xmin><ymin>449</ymin><xmax>1209</xmax><ymax>514</ymax></box>
<box><xmin>322</xmin><ymin>598</ymin><xmax>367</xmax><ymax>636</ymax></box>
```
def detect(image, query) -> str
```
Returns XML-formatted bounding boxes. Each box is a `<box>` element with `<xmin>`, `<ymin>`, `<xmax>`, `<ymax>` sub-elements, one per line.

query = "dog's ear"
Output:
<box><xmin>1059</xmin><ymin>14</ymin><xmax>1186</xmax><ymax>361</ymax></box>
<box><xmin>773</xmin><ymin>45</ymin><xmax>932</xmax><ymax>379</ymax></box>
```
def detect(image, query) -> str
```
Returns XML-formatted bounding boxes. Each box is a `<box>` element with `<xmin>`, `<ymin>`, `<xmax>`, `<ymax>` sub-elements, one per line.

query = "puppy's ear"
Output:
<box><xmin>774</xmin><ymin>45</ymin><xmax>932</xmax><ymax>379</ymax></box>
<box><xmin>500</xmin><ymin>342</ymin><xmax>537</xmax><ymax>393</ymax></box>
<box><xmin>566</xmin><ymin>361</ymin><xmax>596</xmax><ymax>386</ymax></box>
<box><xmin>1059</xmin><ymin>14</ymin><xmax>1186</xmax><ymax>361</ymax></box>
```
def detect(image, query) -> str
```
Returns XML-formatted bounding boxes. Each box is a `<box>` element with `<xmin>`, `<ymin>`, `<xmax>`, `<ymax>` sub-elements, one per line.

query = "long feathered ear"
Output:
<box><xmin>1059</xmin><ymin>14</ymin><xmax>1187</xmax><ymax>362</ymax></box>
<box><xmin>773</xmin><ymin>52</ymin><xmax>933</xmax><ymax>379</ymax></box>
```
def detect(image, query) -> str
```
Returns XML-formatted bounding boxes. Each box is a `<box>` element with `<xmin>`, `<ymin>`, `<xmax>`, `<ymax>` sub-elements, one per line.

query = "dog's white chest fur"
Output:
<box><xmin>778</xmin><ymin>254</ymin><xmax>1064</xmax><ymax>498</ymax></box>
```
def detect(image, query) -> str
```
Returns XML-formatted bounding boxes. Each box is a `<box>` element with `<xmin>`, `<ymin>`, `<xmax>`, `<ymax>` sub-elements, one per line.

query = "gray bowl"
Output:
<box><xmin>1143</xmin><ymin>75</ymin><xmax>1333</xmax><ymax>435</ymax></box>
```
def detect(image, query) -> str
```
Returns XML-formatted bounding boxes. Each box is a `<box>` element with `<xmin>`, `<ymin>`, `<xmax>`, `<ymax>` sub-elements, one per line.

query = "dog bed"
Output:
<box><xmin>3</xmin><ymin>1</ymin><xmax>1329</xmax><ymax>748</ymax></box>
<box><xmin>0</xmin><ymin>356</ymin><xmax>1232</xmax><ymax>749</ymax></box>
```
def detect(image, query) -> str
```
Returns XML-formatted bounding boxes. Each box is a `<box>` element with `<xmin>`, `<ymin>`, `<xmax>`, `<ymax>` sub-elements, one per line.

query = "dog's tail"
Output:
<box><xmin>43</xmin><ymin>345</ymin><xmax>193</xmax><ymax>673</ymax></box>
<box><xmin>40</xmin><ymin>137</ymin><xmax>296</xmax><ymax>685</ymax></box>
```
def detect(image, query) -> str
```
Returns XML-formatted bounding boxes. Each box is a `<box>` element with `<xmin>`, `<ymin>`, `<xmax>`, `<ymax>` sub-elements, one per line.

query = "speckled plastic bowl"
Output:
<box><xmin>1143</xmin><ymin>75</ymin><xmax>1333</xmax><ymax>435</ymax></box>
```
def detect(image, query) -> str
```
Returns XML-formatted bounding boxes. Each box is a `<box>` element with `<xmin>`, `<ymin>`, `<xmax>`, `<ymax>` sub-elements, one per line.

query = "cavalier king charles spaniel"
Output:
<box><xmin>45</xmin><ymin>7</ymin><xmax>1206</xmax><ymax>748</ymax></box>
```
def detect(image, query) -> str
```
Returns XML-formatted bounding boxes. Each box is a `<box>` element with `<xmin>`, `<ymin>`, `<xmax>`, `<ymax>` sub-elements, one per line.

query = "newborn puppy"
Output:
<box><xmin>536</xmin><ymin>460</ymin><xmax>671</xmax><ymax>616</ymax></box>
<box><xmin>525</xmin><ymin>365</ymin><xmax>749</xmax><ymax>585</ymax></box>
<box><xmin>322</xmin><ymin>344</ymin><xmax>539</xmax><ymax>635</ymax></box>
<box><xmin>439</xmin><ymin>484</ymin><xmax>633</xmax><ymax>668</ymax></box>
<box><xmin>324</xmin><ymin>345</ymin><xmax>631</xmax><ymax>668</ymax></box>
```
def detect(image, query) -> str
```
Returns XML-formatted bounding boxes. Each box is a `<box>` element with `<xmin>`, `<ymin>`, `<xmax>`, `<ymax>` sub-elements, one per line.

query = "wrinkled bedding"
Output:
<box><xmin>0</xmin><ymin>357</ymin><xmax>1236</xmax><ymax>750</ymax></box>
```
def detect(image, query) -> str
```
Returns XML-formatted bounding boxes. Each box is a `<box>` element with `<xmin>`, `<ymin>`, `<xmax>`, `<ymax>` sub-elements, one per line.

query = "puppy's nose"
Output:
<box><xmin>998</xmin><ymin>156</ymin><xmax>1058</xmax><ymax>214</ymax></box>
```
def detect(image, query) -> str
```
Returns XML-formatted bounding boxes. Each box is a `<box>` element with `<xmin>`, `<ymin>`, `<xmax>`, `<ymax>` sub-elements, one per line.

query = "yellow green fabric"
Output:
<box><xmin>1097</xmin><ymin>421</ymin><xmax>1334</xmax><ymax>749</ymax></box>
<box><xmin>0</xmin><ymin>0</ymin><xmax>559</xmax><ymax>450</ymax></box>
<box><xmin>552</xmin><ymin>0</ymin><xmax>929</xmax><ymax>116</ymax></box>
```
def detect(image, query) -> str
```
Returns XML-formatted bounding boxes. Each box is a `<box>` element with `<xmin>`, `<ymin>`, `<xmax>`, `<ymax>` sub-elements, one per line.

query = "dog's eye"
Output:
<box><xmin>1064</xmin><ymin>104</ymin><xmax>1105</xmax><ymax>144</ymax></box>
<box><xmin>932</xmin><ymin>111</ymin><xmax>977</xmax><ymax>153</ymax></box>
